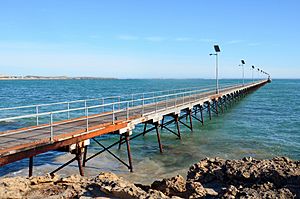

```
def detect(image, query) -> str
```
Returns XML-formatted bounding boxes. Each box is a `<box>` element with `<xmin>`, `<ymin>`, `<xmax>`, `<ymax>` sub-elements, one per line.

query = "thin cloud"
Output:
<box><xmin>0</xmin><ymin>41</ymin><xmax>67</xmax><ymax>50</ymax></box>
<box><xmin>117</xmin><ymin>35</ymin><xmax>139</xmax><ymax>40</ymax></box>
<box><xmin>175</xmin><ymin>37</ymin><xmax>192</xmax><ymax>42</ymax></box>
<box><xmin>226</xmin><ymin>40</ymin><xmax>244</xmax><ymax>44</ymax></box>
<box><xmin>248</xmin><ymin>42</ymin><xmax>261</xmax><ymax>46</ymax></box>
<box><xmin>197</xmin><ymin>38</ymin><xmax>217</xmax><ymax>43</ymax></box>
<box><xmin>144</xmin><ymin>36</ymin><xmax>165</xmax><ymax>42</ymax></box>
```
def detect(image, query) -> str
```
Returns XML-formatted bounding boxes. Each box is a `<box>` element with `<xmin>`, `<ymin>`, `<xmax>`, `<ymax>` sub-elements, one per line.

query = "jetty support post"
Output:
<box><xmin>125</xmin><ymin>131</ymin><xmax>133</xmax><ymax>172</ymax></box>
<box><xmin>226</xmin><ymin>95</ymin><xmax>230</xmax><ymax>109</ymax></box>
<box><xmin>84</xmin><ymin>135</ymin><xmax>134</xmax><ymax>172</ymax></box>
<box><xmin>177</xmin><ymin>109</ymin><xmax>193</xmax><ymax>132</ymax></box>
<box><xmin>191</xmin><ymin>105</ymin><xmax>204</xmax><ymax>125</ymax></box>
<box><xmin>215</xmin><ymin>99</ymin><xmax>219</xmax><ymax>116</ymax></box>
<box><xmin>207</xmin><ymin>102</ymin><xmax>212</xmax><ymax>120</ymax></box>
<box><xmin>188</xmin><ymin>109</ymin><xmax>193</xmax><ymax>131</ymax></box>
<box><xmin>229</xmin><ymin>94</ymin><xmax>233</xmax><ymax>107</ymax></box>
<box><xmin>219</xmin><ymin>97</ymin><xmax>224</xmax><ymax>113</ymax></box>
<box><xmin>29</xmin><ymin>156</ymin><xmax>33</xmax><ymax>177</ymax></box>
<box><xmin>233</xmin><ymin>92</ymin><xmax>236</xmax><ymax>102</ymax></box>
<box><xmin>160</xmin><ymin>114</ymin><xmax>181</xmax><ymax>139</ymax></box>
<box><xmin>82</xmin><ymin>145</ymin><xmax>88</xmax><ymax>167</ymax></box>
<box><xmin>175</xmin><ymin>114</ymin><xmax>181</xmax><ymax>139</ymax></box>
<box><xmin>222</xmin><ymin>96</ymin><xmax>226</xmax><ymax>111</ymax></box>
<box><xmin>118</xmin><ymin>134</ymin><xmax>124</xmax><ymax>150</ymax></box>
<box><xmin>143</xmin><ymin>122</ymin><xmax>148</xmax><ymax>136</ymax></box>
<box><xmin>154</xmin><ymin>122</ymin><xmax>163</xmax><ymax>153</ymax></box>
<box><xmin>224</xmin><ymin>95</ymin><xmax>228</xmax><ymax>110</ymax></box>
<box><xmin>138</xmin><ymin>120</ymin><xmax>163</xmax><ymax>153</ymax></box>
<box><xmin>231</xmin><ymin>93</ymin><xmax>235</xmax><ymax>105</ymax></box>
<box><xmin>50</xmin><ymin>142</ymin><xmax>85</xmax><ymax>176</ymax></box>
<box><xmin>76</xmin><ymin>144</ymin><xmax>84</xmax><ymax>176</ymax></box>
<box><xmin>200</xmin><ymin>105</ymin><xmax>204</xmax><ymax>125</ymax></box>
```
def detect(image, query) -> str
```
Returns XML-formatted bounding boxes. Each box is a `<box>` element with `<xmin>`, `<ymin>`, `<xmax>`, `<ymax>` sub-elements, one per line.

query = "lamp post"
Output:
<box><xmin>238</xmin><ymin>64</ymin><xmax>242</xmax><ymax>84</ymax></box>
<box><xmin>210</xmin><ymin>45</ymin><xmax>221</xmax><ymax>94</ymax></box>
<box><xmin>257</xmin><ymin>68</ymin><xmax>260</xmax><ymax>80</ymax></box>
<box><xmin>251</xmin><ymin>65</ymin><xmax>255</xmax><ymax>83</ymax></box>
<box><xmin>241</xmin><ymin>60</ymin><xmax>245</xmax><ymax>86</ymax></box>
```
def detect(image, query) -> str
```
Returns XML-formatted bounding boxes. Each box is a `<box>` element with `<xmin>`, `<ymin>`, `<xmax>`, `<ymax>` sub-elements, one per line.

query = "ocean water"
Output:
<box><xmin>0</xmin><ymin>79</ymin><xmax>299</xmax><ymax>184</ymax></box>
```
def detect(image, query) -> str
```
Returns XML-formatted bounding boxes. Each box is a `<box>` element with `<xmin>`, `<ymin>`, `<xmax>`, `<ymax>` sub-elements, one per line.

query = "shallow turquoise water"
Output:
<box><xmin>0</xmin><ymin>79</ymin><xmax>299</xmax><ymax>183</ymax></box>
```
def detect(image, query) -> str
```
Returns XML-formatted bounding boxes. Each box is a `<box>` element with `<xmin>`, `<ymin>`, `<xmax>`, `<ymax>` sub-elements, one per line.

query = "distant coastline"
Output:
<box><xmin>0</xmin><ymin>75</ymin><xmax>117</xmax><ymax>80</ymax></box>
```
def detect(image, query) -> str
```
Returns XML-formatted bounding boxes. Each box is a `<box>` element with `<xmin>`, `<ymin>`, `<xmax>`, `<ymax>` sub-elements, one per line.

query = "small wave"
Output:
<box><xmin>0</xmin><ymin>119</ymin><xmax>15</xmax><ymax>124</ymax></box>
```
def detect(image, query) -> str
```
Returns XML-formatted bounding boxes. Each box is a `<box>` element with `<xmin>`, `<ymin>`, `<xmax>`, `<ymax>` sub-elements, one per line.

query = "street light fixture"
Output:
<box><xmin>209</xmin><ymin>45</ymin><xmax>221</xmax><ymax>94</ymax></box>
<box><xmin>251</xmin><ymin>65</ymin><xmax>255</xmax><ymax>82</ymax></box>
<box><xmin>241</xmin><ymin>60</ymin><xmax>245</xmax><ymax>86</ymax></box>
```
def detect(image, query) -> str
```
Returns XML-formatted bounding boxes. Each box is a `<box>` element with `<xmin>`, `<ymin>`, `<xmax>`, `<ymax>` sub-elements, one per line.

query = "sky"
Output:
<box><xmin>0</xmin><ymin>0</ymin><xmax>299</xmax><ymax>79</ymax></box>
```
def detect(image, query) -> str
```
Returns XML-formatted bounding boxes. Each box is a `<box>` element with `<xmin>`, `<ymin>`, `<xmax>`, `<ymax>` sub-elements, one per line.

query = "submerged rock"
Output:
<box><xmin>0</xmin><ymin>157</ymin><xmax>299</xmax><ymax>198</ymax></box>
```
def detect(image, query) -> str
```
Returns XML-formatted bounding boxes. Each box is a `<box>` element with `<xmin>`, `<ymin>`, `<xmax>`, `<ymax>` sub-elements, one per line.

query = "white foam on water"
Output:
<box><xmin>0</xmin><ymin>119</ymin><xmax>16</xmax><ymax>124</ymax></box>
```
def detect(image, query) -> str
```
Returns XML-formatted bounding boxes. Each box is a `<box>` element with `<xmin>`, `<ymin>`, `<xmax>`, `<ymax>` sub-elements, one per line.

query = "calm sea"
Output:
<box><xmin>0</xmin><ymin>79</ymin><xmax>299</xmax><ymax>184</ymax></box>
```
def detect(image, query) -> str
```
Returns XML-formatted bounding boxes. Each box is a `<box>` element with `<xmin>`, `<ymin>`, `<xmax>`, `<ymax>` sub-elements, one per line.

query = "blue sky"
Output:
<box><xmin>0</xmin><ymin>0</ymin><xmax>299</xmax><ymax>78</ymax></box>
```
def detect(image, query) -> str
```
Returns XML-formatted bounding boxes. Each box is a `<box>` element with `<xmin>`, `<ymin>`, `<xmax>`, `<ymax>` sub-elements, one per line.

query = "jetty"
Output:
<box><xmin>0</xmin><ymin>80</ymin><xmax>269</xmax><ymax>176</ymax></box>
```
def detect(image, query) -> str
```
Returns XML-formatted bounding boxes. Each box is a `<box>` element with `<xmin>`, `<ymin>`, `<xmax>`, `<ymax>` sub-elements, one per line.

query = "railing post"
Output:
<box><xmin>50</xmin><ymin>113</ymin><xmax>53</xmax><ymax>142</ymax></box>
<box><xmin>142</xmin><ymin>94</ymin><xmax>144</xmax><ymax>115</ymax></box>
<box><xmin>118</xmin><ymin>96</ymin><xmax>121</xmax><ymax>110</ymax></box>
<box><xmin>67</xmin><ymin>102</ymin><xmax>70</xmax><ymax>119</ymax></box>
<box><xmin>155</xmin><ymin>97</ymin><xmax>157</xmax><ymax>112</ymax></box>
<box><xmin>126</xmin><ymin>101</ymin><xmax>129</xmax><ymax>120</ymax></box>
<box><xmin>112</xmin><ymin>104</ymin><xmax>115</xmax><ymax>124</ymax></box>
<box><xmin>153</xmin><ymin>92</ymin><xmax>155</xmax><ymax>103</ymax></box>
<box><xmin>102</xmin><ymin>98</ymin><xmax>104</xmax><ymax>113</ymax></box>
<box><xmin>36</xmin><ymin>106</ymin><xmax>39</xmax><ymax>126</ymax></box>
<box><xmin>165</xmin><ymin>96</ymin><xmax>167</xmax><ymax>109</ymax></box>
<box><xmin>131</xmin><ymin>94</ymin><xmax>134</xmax><ymax>107</ymax></box>
<box><xmin>86</xmin><ymin>107</ymin><xmax>89</xmax><ymax>131</ymax></box>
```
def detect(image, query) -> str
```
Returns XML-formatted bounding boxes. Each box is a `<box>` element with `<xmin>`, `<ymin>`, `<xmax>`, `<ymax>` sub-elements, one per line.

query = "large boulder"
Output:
<box><xmin>186</xmin><ymin>157</ymin><xmax>300</xmax><ymax>198</ymax></box>
<box><xmin>0</xmin><ymin>177</ymin><xmax>30</xmax><ymax>198</ymax></box>
<box><xmin>151</xmin><ymin>175</ymin><xmax>186</xmax><ymax>197</ymax></box>
<box><xmin>94</xmin><ymin>172</ymin><xmax>170</xmax><ymax>199</ymax></box>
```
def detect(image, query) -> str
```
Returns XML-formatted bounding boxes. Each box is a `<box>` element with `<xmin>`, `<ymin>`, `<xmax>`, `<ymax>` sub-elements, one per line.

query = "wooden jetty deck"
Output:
<box><xmin>0</xmin><ymin>80</ymin><xmax>269</xmax><ymax>176</ymax></box>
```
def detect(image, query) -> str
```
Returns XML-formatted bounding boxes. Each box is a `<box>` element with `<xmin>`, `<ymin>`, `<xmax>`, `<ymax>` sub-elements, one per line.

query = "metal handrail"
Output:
<box><xmin>0</xmin><ymin>83</ymin><xmax>236</xmax><ymax>112</ymax></box>
<box><xmin>0</xmin><ymin>85</ymin><xmax>218</xmax><ymax>122</ymax></box>
<box><xmin>0</xmin><ymin>82</ymin><xmax>256</xmax><ymax>123</ymax></box>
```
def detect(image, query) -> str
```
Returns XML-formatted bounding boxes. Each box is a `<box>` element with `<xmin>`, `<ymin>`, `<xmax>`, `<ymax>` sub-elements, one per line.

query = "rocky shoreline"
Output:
<box><xmin>0</xmin><ymin>157</ymin><xmax>299</xmax><ymax>198</ymax></box>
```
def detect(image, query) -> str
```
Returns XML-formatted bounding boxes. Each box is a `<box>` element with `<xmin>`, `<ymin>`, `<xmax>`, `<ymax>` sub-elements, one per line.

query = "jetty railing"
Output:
<box><xmin>0</xmin><ymin>83</ymin><xmax>237</xmax><ymax>121</ymax></box>
<box><xmin>0</xmin><ymin>83</ymin><xmax>241</xmax><ymax>115</ymax></box>
<box><xmin>0</xmin><ymin>82</ymin><xmax>259</xmax><ymax>141</ymax></box>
